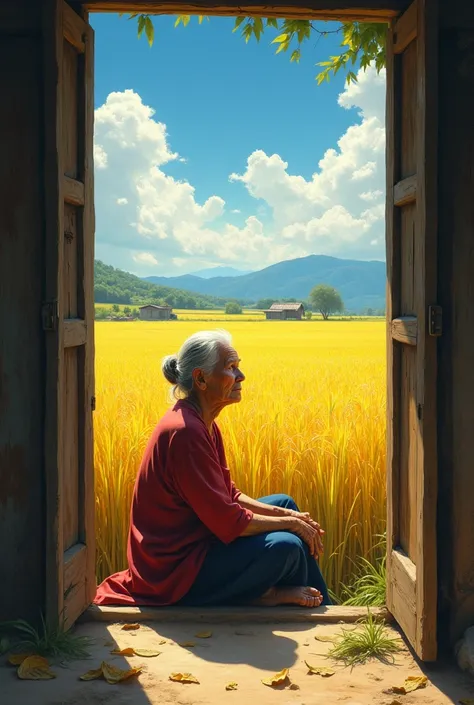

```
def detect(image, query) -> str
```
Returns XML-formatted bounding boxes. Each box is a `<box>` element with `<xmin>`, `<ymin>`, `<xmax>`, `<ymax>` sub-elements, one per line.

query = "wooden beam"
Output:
<box><xmin>63</xmin><ymin>1</ymin><xmax>85</xmax><ymax>52</ymax></box>
<box><xmin>393</xmin><ymin>0</ymin><xmax>417</xmax><ymax>54</ymax></box>
<box><xmin>64</xmin><ymin>543</ymin><xmax>88</xmax><ymax>628</ymax></box>
<box><xmin>394</xmin><ymin>174</ymin><xmax>417</xmax><ymax>207</ymax></box>
<box><xmin>63</xmin><ymin>318</ymin><xmax>87</xmax><ymax>347</ymax></box>
<box><xmin>83</xmin><ymin>0</ymin><xmax>407</xmax><ymax>21</ymax></box>
<box><xmin>388</xmin><ymin>549</ymin><xmax>417</xmax><ymax>647</ymax></box>
<box><xmin>64</xmin><ymin>176</ymin><xmax>85</xmax><ymax>206</ymax></box>
<box><xmin>391</xmin><ymin>316</ymin><xmax>418</xmax><ymax>345</ymax></box>
<box><xmin>80</xmin><ymin>604</ymin><xmax>394</xmax><ymax>625</ymax></box>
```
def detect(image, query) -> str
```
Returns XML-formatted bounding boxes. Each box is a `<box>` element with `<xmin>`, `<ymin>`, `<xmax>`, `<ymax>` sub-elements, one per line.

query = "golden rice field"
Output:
<box><xmin>94</xmin><ymin>319</ymin><xmax>386</xmax><ymax>600</ymax></box>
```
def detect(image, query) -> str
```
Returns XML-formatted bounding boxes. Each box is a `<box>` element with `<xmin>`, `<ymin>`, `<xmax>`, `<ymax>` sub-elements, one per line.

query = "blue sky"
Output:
<box><xmin>91</xmin><ymin>14</ymin><xmax>386</xmax><ymax>276</ymax></box>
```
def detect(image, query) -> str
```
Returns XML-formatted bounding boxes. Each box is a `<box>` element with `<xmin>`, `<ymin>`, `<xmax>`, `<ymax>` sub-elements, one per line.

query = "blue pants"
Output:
<box><xmin>179</xmin><ymin>494</ymin><xmax>331</xmax><ymax>606</ymax></box>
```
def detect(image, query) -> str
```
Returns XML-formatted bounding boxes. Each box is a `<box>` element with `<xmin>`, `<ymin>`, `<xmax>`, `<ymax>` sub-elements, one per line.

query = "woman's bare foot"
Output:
<box><xmin>253</xmin><ymin>586</ymin><xmax>323</xmax><ymax>608</ymax></box>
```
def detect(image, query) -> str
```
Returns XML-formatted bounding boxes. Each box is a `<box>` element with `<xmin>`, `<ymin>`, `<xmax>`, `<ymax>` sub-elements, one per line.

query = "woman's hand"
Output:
<box><xmin>286</xmin><ymin>517</ymin><xmax>324</xmax><ymax>559</ymax></box>
<box><xmin>285</xmin><ymin>511</ymin><xmax>325</xmax><ymax>547</ymax></box>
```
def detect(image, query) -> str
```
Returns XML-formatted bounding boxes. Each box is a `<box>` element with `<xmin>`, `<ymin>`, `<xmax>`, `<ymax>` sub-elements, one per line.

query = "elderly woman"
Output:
<box><xmin>95</xmin><ymin>330</ymin><xmax>330</xmax><ymax>609</ymax></box>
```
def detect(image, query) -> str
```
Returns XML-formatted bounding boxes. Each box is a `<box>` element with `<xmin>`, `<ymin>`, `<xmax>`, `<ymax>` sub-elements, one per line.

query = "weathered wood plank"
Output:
<box><xmin>62</xmin><ymin>40</ymin><xmax>79</xmax><ymax>179</ymax></box>
<box><xmin>43</xmin><ymin>0</ymin><xmax>65</xmax><ymax>628</ymax></box>
<box><xmin>64</xmin><ymin>176</ymin><xmax>84</xmax><ymax>206</ymax></box>
<box><xmin>394</xmin><ymin>174</ymin><xmax>417</xmax><ymax>207</ymax></box>
<box><xmin>81</xmin><ymin>605</ymin><xmax>394</xmax><ymax>625</ymax></box>
<box><xmin>79</xmin><ymin>18</ymin><xmax>97</xmax><ymax>605</ymax></box>
<box><xmin>391</xmin><ymin>316</ymin><xmax>417</xmax><ymax>345</ymax></box>
<box><xmin>400</xmin><ymin>202</ymin><xmax>416</xmax><ymax>314</ymax></box>
<box><xmin>393</xmin><ymin>0</ymin><xmax>417</xmax><ymax>53</ymax></box>
<box><xmin>64</xmin><ymin>543</ymin><xmax>87</xmax><ymax>628</ymax></box>
<box><xmin>63</xmin><ymin>347</ymin><xmax>79</xmax><ymax>551</ymax></box>
<box><xmin>64</xmin><ymin>318</ymin><xmax>87</xmax><ymax>347</ymax></box>
<box><xmin>400</xmin><ymin>41</ymin><xmax>417</xmax><ymax>179</ymax></box>
<box><xmin>83</xmin><ymin>0</ymin><xmax>406</xmax><ymax>21</ymax></box>
<box><xmin>399</xmin><ymin>345</ymin><xmax>418</xmax><ymax>559</ymax></box>
<box><xmin>385</xmin><ymin>22</ymin><xmax>401</xmax><ymax>596</ymax></box>
<box><xmin>414</xmin><ymin>0</ymin><xmax>438</xmax><ymax>662</ymax></box>
<box><xmin>63</xmin><ymin>0</ymin><xmax>85</xmax><ymax>52</ymax></box>
<box><xmin>388</xmin><ymin>549</ymin><xmax>417</xmax><ymax>646</ymax></box>
<box><xmin>0</xmin><ymin>35</ymin><xmax>45</xmax><ymax>624</ymax></box>
<box><xmin>63</xmin><ymin>204</ymin><xmax>78</xmax><ymax>318</ymax></box>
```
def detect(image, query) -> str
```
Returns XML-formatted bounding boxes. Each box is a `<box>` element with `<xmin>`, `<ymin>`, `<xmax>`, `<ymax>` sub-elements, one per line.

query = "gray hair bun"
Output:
<box><xmin>162</xmin><ymin>355</ymin><xmax>179</xmax><ymax>385</ymax></box>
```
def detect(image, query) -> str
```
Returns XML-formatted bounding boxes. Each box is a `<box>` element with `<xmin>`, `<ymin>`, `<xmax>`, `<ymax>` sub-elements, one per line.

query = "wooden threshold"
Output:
<box><xmin>81</xmin><ymin>604</ymin><xmax>393</xmax><ymax>625</ymax></box>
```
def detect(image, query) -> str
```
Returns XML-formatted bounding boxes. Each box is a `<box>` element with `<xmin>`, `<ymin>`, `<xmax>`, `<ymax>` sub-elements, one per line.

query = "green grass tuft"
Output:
<box><xmin>0</xmin><ymin>614</ymin><xmax>92</xmax><ymax>662</ymax></box>
<box><xmin>328</xmin><ymin>609</ymin><xmax>402</xmax><ymax>666</ymax></box>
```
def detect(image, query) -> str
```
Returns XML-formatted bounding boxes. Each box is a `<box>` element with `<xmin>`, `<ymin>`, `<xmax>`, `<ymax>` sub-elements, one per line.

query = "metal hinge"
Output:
<box><xmin>41</xmin><ymin>300</ymin><xmax>58</xmax><ymax>331</ymax></box>
<box><xmin>428</xmin><ymin>305</ymin><xmax>443</xmax><ymax>337</ymax></box>
<box><xmin>91</xmin><ymin>396</ymin><xmax>96</xmax><ymax>411</ymax></box>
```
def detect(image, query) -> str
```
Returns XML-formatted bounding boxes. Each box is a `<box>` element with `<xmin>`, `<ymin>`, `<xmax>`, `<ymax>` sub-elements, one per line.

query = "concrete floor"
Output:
<box><xmin>1</xmin><ymin>620</ymin><xmax>473</xmax><ymax>705</ymax></box>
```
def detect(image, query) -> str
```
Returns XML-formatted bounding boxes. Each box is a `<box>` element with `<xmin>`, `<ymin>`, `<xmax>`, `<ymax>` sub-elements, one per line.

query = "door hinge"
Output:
<box><xmin>41</xmin><ymin>300</ymin><xmax>58</xmax><ymax>331</ymax></box>
<box><xmin>428</xmin><ymin>305</ymin><xmax>442</xmax><ymax>337</ymax></box>
<box><xmin>91</xmin><ymin>396</ymin><xmax>96</xmax><ymax>411</ymax></box>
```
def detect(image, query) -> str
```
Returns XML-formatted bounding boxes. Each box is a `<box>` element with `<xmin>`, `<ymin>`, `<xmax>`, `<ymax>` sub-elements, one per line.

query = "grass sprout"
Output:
<box><xmin>328</xmin><ymin>609</ymin><xmax>402</xmax><ymax>666</ymax></box>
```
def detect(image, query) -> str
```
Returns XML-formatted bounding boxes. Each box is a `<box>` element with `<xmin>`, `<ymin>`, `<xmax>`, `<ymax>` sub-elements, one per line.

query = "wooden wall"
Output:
<box><xmin>0</xmin><ymin>0</ymin><xmax>45</xmax><ymax>622</ymax></box>
<box><xmin>438</xmin><ymin>8</ymin><xmax>474</xmax><ymax>644</ymax></box>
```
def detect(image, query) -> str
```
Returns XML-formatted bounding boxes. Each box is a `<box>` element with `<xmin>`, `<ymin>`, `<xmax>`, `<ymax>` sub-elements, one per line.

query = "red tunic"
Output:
<box><xmin>94</xmin><ymin>400</ymin><xmax>253</xmax><ymax>606</ymax></box>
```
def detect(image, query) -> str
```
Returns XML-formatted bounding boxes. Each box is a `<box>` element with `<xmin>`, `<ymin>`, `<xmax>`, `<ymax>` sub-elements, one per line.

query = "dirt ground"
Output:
<box><xmin>1</xmin><ymin>620</ymin><xmax>473</xmax><ymax>705</ymax></box>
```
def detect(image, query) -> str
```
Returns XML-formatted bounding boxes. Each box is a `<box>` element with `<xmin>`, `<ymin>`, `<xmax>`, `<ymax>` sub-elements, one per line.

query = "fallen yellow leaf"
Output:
<box><xmin>225</xmin><ymin>681</ymin><xmax>238</xmax><ymax>690</ymax></box>
<box><xmin>111</xmin><ymin>647</ymin><xmax>135</xmax><ymax>656</ymax></box>
<box><xmin>314</xmin><ymin>635</ymin><xmax>337</xmax><ymax>643</ymax></box>
<box><xmin>195</xmin><ymin>631</ymin><xmax>212</xmax><ymax>638</ymax></box>
<box><xmin>121</xmin><ymin>623</ymin><xmax>140</xmax><ymax>631</ymax></box>
<box><xmin>133</xmin><ymin>648</ymin><xmax>162</xmax><ymax>657</ymax></box>
<box><xmin>178</xmin><ymin>641</ymin><xmax>196</xmax><ymax>647</ymax></box>
<box><xmin>101</xmin><ymin>661</ymin><xmax>142</xmax><ymax>684</ymax></box>
<box><xmin>392</xmin><ymin>675</ymin><xmax>428</xmax><ymax>694</ymax></box>
<box><xmin>262</xmin><ymin>668</ymin><xmax>290</xmax><ymax>687</ymax></box>
<box><xmin>169</xmin><ymin>672</ymin><xmax>200</xmax><ymax>684</ymax></box>
<box><xmin>7</xmin><ymin>653</ymin><xmax>34</xmax><ymax>666</ymax></box>
<box><xmin>17</xmin><ymin>655</ymin><xmax>56</xmax><ymax>680</ymax></box>
<box><xmin>158</xmin><ymin>639</ymin><xmax>167</xmax><ymax>645</ymax></box>
<box><xmin>305</xmin><ymin>661</ymin><xmax>335</xmax><ymax>677</ymax></box>
<box><xmin>79</xmin><ymin>667</ymin><xmax>104</xmax><ymax>681</ymax></box>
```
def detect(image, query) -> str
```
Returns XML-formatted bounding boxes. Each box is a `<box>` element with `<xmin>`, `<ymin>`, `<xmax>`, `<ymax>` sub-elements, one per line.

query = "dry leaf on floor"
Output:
<box><xmin>80</xmin><ymin>667</ymin><xmax>104</xmax><ymax>681</ymax></box>
<box><xmin>392</xmin><ymin>675</ymin><xmax>428</xmax><ymax>694</ymax></box>
<box><xmin>121</xmin><ymin>623</ymin><xmax>140</xmax><ymax>631</ymax></box>
<box><xmin>17</xmin><ymin>655</ymin><xmax>56</xmax><ymax>680</ymax></box>
<box><xmin>169</xmin><ymin>672</ymin><xmax>200</xmax><ymax>684</ymax></box>
<box><xmin>158</xmin><ymin>639</ymin><xmax>167</xmax><ymax>645</ymax></box>
<box><xmin>133</xmin><ymin>649</ymin><xmax>162</xmax><ymax>657</ymax></box>
<box><xmin>262</xmin><ymin>668</ymin><xmax>290</xmax><ymax>687</ymax></box>
<box><xmin>225</xmin><ymin>682</ymin><xmax>238</xmax><ymax>690</ymax></box>
<box><xmin>80</xmin><ymin>661</ymin><xmax>142</xmax><ymax>684</ymax></box>
<box><xmin>178</xmin><ymin>641</ymin><xmax>196</xmax><ymax>647</ymax></box>
<box><xmin>102</xmin><ymin>661</ymin><xmax>142</xmax><ymax>684</ymax></box>
<box><xmin>7</xmin><ymin>653</ymin><xmax>34</xmax><ymax>666</ymax></box>
<box><xmin>314</xmin><ymin>635</ymin><xmax>337</xmax><ymax>643</ymax></box>
<box><xmin>111</xmin><ymin>648</ymin><xmax>135</xmax><ymax>656</ymax></box>
<box><xmin>387</xmin><ymin>701</ymin><xmax>403</xmax><ymax>705</ymax></box>
<box><xmin>195</xmin><ymin>631</ymin><xmax>212</xmax><ymax>638</ymax></box>
<box><xmin>305</xmin><ymin>661</ymin><xmax>335</xmax><ymax>677</ymax></box>
<box><xmin>289</xmin><ymin>683</ymin><xmax>300</xmax><ymax>690</ymax></box>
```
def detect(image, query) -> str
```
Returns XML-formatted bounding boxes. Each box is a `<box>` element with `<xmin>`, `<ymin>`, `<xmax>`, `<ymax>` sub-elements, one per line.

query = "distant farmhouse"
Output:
<box><xmin>139</xmin><ymin>304</ymin><xmax>173</xmax><ymax>321</ymax></box>
<box><xmin>263</xmin><ymin>303</ymin><xmax>305</xmax><ymax>320</ymax></box>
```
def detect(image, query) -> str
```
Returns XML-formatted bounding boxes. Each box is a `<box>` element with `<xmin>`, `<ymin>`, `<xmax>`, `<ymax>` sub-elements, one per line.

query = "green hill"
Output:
<box><xmin>94</xmin><ymin>260</ymin><xmax>249</xmax><ymax>309</ymax></box>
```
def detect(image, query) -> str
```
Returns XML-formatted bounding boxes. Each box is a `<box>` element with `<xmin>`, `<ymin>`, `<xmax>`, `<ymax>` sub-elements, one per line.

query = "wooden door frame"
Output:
<box><xmin>65</xmin><ymin>0</ymin><xmax>442</xmax><ymax>657</ymax></box>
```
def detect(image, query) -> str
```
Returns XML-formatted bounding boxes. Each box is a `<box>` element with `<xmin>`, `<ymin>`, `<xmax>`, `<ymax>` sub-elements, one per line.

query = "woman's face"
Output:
<box><xmin>198</xmin><ymin>344</ymin><xmax>245</xmax><ymax>408</ymax></box>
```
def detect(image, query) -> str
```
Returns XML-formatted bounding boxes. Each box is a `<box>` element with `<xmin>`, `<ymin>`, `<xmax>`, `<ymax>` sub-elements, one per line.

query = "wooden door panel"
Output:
<box><xmin>43</xmin><ymin>0</ymin><xmax>95</xmax><ymax>628</ymax></box>
<box><xmin>386</xmin><ymin>0</ymin><xmax>438</xmax><ymax>661</ymax></box>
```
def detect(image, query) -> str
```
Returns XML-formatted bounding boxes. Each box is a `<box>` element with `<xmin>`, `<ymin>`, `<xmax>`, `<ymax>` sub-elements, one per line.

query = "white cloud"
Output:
<box><xmin>94</xmin><ymin>68</ymin><xmax>386</xmax><ymax>274</ymax></box>
<box><xmin>133</xmin><ymin>252</ymin><xmax>158</xmax><ymax>266</ymax></box>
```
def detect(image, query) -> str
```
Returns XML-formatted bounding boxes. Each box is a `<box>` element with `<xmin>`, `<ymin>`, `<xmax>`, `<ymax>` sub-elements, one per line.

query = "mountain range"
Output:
<box><xmin>190</xmin><ymin>266</ymin><xmax>252</xmax><ymax>278</ymax></box>
<box><xmin>145</xmin><ymin>255</ymin><xmax>387</xmax><ymax>312</ymax></box>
